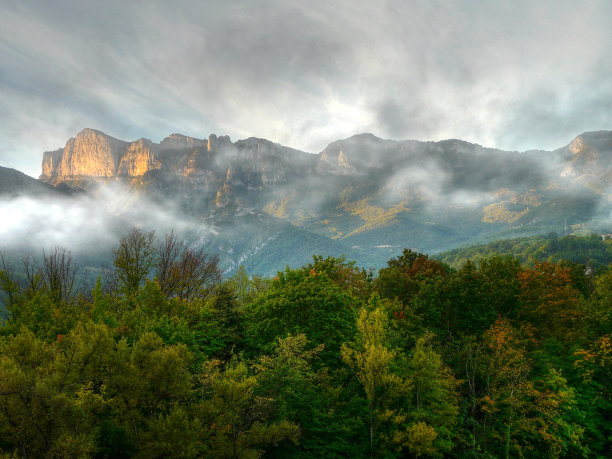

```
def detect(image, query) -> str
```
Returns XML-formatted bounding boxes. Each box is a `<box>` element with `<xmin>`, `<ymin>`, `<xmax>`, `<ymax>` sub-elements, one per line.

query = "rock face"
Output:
<box><xmin>41</xmin><ymin>130</ymin><xmax>209</xmax><ymax>184</ymax></box>
<box><xmin>118</xmin><ymin>139</ymin><xmax>161</xmax><ymax>177</ymax></box>
<box><xmin>40</xmin><ymin>149</ymin><xmax>63</xmax><ymax>181</ymax></box>
<box><xmin>41</xmin><ymin>129</ymin><xmax>127</xmax><ymax>183</ymax></box>
<box><xmin>59</xmin><ymin>129</ymin><xmax>127</xmax><ymax>179</ymax></box>
<box><xmin>40</xmin><ymin>128</ymin><xmax>315</xmax><ymax>187</ymax></box>
<box><xmin>28</xmin><ymin>127</ymin><xmax>612</xmax><ymax>275</ymax></box>
<box><xmin>159</xmin><ymin>133</ymin><xmax>208</xmax><ymax>151</ymax></box>
<box><xmin>554</xmin><ymin>131</ymin><xmax>612</xmax><ymax>194</ymax></box>
<box><xmin>39</xmin><ymin>128</ymin><xmax>321</xmax><ymax>218</ymax></box>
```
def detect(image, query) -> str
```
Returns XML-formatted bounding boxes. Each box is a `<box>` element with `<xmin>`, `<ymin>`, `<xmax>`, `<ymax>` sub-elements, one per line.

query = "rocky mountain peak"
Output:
<box><xmin>50</xmin><ymin>128</ymin><xmax>128</xmax><ymax>183</ymax></box>
<box><xmin>159</xmin><ymin>133</ymin><xmax>208</xmax><ymax>150</ymax></box>
<box><xmin>569</xmin><ymin>136</ymin><xmax>586</xmax><ymax>154</ymax></box>
<box><xmin>318</xmin><ymin>133</ymin><xmax>391</xmax><ymax>174</ymax></box>
<box><xmin>40</xmin><ymin>148</ymin><xmax>63</xmax><ymax>181</ymax></box>
<box><xmin>568</xmin><ymin>131</ymin><xmax>612</xmax><ymax>154</ymax></box>
<box><xmin>559</xmin><ymin>131</ymin><xmax>612</xmax><ymax>180</ymax></box>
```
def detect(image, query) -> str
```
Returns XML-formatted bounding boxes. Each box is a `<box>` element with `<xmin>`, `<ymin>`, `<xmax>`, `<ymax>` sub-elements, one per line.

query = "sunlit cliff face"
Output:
<box><xmin>117</xmin><ymin>139</ymin><xmax>161</xmax><ymax>177</ymax></box>
<box><xmin>41</xmin><ymin>130</ymin><xmax>242</xmax><ymax>185</ymax></box>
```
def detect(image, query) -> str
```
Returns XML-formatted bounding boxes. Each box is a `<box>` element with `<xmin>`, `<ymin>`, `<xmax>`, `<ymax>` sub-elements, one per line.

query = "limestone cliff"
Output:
<box><xmin>38</xmin><ymin>128</ymin><xmax>316</xmax><ymax>218</ymax></box>
<box><xmin>57</xmin><ymin>129</ymin><xmax>128</xmax><ymax>181</ymax></box>
<box><xmin>159</xmin><ymin>133</ymin><xmax>208</xmax><ymax>151</ymax></box>
<box><xmin>41</xmin><ymin>130</ymin><xmax>164</xmax><ymax>183</ymax></box>
<box><xmin>557</xmin><ymin>131</ymin><xmax>612</xmax><ymax>193</ymax></box>
<box><xmin>118</xmin><ymin>139</ymin><xmax>161</xmax><ymax>177</ymax></box>
<box><xmin>40</xmin><ymin>149</ymin><xmax>63</xmax><ymax>181</ymax></box>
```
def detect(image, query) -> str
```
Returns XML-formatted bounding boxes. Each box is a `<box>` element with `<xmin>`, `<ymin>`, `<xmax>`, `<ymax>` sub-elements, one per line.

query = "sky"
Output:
<box><xmin>1</xmin><ymin>0</ymin><xmax>611</xmax><ymax>177</ymax></box>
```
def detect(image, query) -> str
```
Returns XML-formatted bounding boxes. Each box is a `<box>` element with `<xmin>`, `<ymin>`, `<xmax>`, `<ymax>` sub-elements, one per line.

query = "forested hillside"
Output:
<box><xmin>0</xmin><ymin>229</ymin><xmax>610</xmax><ymax>457</ymax></box>
<box><xmin>437</xmin><ymin>232</ymin><xmax>612</xmax><ymax>272</ymax></box>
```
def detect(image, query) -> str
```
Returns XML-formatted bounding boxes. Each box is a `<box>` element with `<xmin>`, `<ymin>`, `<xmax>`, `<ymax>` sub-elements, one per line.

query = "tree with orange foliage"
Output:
<box><xmin>375</xmin><ymin>249</ymin><xmax>448</xmax><ymax>306</ymax></box>
<box><xmin>479</xmin><ymin>319</ymin><xmax>584</xmax><ymax>458</ymax></box>
<box><xmin>517</xmin><ymin>261</ymin><xmax>584</xmax><ymax>342</ymax></box>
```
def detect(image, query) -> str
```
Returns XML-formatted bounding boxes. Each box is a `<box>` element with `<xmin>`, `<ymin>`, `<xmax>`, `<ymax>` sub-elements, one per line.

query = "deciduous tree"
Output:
<box><xmin>113</xmin><ymin>228</ymin><xmax>156</xmax><ymax>295</ymax></box>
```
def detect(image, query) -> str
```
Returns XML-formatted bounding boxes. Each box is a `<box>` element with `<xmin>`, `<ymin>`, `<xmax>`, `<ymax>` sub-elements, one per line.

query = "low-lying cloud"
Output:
<box><xmin>0</xmin><ymin>182</ymin><xmax>208</xmax><ymax>256</ymax></box>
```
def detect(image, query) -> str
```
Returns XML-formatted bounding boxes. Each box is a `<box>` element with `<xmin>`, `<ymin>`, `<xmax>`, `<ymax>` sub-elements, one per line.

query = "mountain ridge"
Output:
<box><xmin>40</xmin><ymin>127</ymin><xmax>610</xmax><ymax>185</ymax></box>
<box><xmin>2</xmin><ymin>127</ymin><xmax>611</xmax><ymax>276</ymax></box>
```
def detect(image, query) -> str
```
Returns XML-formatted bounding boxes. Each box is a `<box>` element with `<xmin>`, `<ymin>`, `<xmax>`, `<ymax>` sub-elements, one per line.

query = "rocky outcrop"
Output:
<box><xmin>58</xmin><ymin>129</ymin><xmax>127</xmax><ymax>180</ymax></box>
<box><xmin>118</xmin><ymin>139</ymin><xmax>161</xmax><ymax>177</ymax></box>
<box><xmin>41</xmin><ymin>129</ymin><xmax>127</xmax><ymax>183</ymax></box>
<box><xmin>42</xmin><ymin>130</ymin><xmax>203</xmax><ymax>184</ymax></box>
<box><xmin>40</xmin><ymin>149</ymin><xmax>63</xmax><ymax>181</ymax></box>
<box><xmin>159</xmin><ymin>133</ymin><xmax>207</xmax><ymax>151</ymax></box>
<box><xmin>39</xmin><ymin>129</ymin><xmax>316</xmax><ymax>211</ymax></box>
<box><xmin>555</xmin><ymin>131</ymin><xmax>612</xmax><ymax>194</ymax></box>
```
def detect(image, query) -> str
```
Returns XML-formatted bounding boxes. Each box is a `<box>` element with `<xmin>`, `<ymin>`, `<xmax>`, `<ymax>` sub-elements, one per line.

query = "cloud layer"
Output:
<box><xmin>0</xmin><ymin>182</ymin><xmax>207</xmax><ymax>256</ymax></box>
<box><xmin>1</xmin><ymin>0</ymin><xmax>611</xmax><ymax>176</ymax></box>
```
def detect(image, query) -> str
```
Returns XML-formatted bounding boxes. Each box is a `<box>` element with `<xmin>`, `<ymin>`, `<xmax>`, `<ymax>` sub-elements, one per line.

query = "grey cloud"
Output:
<box><xmin>0</xmin><ymin>181</ymin><xmax>208</xmax><ymax>254</ymax></box>
<box><xmin>1</xmin><ymin>0</ymin><xmax>612</xmax><ymax>177</ymax></box>
<box><xmin>499</xmin><ymin>81</ymin><xmax>612</xmax><ymax>151</ymax></box>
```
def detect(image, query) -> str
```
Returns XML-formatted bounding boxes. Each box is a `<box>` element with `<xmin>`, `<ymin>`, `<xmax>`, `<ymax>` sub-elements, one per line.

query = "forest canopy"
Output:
<box><xmin>0</xmin><ymin>229</ymin><xmax>610</xmax><ymax>458</ymax></box>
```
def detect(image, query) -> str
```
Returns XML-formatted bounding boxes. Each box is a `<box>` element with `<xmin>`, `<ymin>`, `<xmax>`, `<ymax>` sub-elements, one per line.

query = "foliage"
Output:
<box><xmin>437</xmin><ymin>232</ymin><xmax>612</xmax><ymax>273</ymax></box>
<box><xmin>245</xmin><ymin>264</ymin><xmax>359</xmax><ymax>365</ymax></box>
<box><xmin>341</xmin><ymin>303</ymin><xmax>409</xmax><ymax>456</ymax></box>
<box><xmin>113</xmin><ymin>228</ymin><xmax>157</xmax><ymax>295</ymax></box>
<box><xmin>0</xmin><ymin>228</ymin><xmax>608</xmax><ymax>457</ymax></box>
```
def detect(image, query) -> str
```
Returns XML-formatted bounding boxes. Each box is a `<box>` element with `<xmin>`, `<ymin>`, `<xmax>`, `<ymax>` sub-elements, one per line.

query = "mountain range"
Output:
<box><xmin>2</xmin><ymin>128</ymin><xmax>612</xmax><ymax>275</ymax></box>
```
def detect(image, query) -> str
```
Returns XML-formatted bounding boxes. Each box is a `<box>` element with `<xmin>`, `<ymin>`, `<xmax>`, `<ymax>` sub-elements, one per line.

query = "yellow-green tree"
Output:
<box><xmin>341</xmin><ymin>298</ymin><xmax>410</xmax><ymax>456</ymax></box>
<box><xmin>406</xmin><ymin>332</ymin><xmax>460</xmax><ymax>456</ymax></box>
<box><xmin>198</xmin><ymin>357</ymin><xmax>299</xmax><ymax>458</ymax></box>
<box><xmin>113</xmin><ymin>228</ymin><xmax>156</xmax><ymax>296</ymax></box>
<box><xmin>0</xmin><ymin>323</ymin><xmax>114</xmax><ymax>457</ymax></box>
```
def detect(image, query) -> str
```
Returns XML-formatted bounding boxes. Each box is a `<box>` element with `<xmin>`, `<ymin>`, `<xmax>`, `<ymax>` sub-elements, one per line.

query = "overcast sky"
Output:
<box><xmin>1</xmin><ymin>0</ymin><xmax>611</xmax><ymax>177</ymax></box>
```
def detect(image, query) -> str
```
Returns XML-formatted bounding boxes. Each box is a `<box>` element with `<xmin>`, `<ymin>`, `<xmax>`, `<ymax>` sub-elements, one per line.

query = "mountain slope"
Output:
<box><xmin>435</xmin><ymin>232</ymin><xmax>612</xmax><ymax>271</ymax></box>
<box><xmin>1</xmin><ymin>128</ymin><xmax>607</xmax><ymax>275</ymax></box>
<box><xmin>0</xmin><ymin>166</ymin><xmax>75</xmax><ymax>196</ymax></box>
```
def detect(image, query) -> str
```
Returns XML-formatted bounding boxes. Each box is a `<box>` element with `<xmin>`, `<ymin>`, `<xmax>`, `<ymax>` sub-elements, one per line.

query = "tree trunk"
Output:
<box><xmin>368</xmin><ymin>401</ymin><xmax>375</xmax><ymax>458</ymax></box>
<box><xmin>505</xmin><ymin>402</ymin><xmax>514</xmax><ymax>459</ymax></box>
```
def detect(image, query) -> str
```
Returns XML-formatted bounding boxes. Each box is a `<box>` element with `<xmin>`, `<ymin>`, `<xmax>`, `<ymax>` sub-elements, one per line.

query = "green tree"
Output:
<box><xmin>0</xmin><ymin>324</ymin><xmax>114</xmax><ymax>457</ymax></box>
<box><xmin>479</xmin><ymin>319</ymin><xmax>584</xmax><ymax>458</ymax></box>
<box><xmin>199</xmin><ymin>357</ymin><xmax>299</xmax><ymax>458</ymax></box>
<box><xmin>341</xmin><ymin>301</ymin><xmax>410</xmax><ymax>456</ymax></box>
<box><xmin>224</xmin><ymin>265</ymin><xmax>271</xmax><ymax>307</ymax></box>
<box><xmin>304</xmin><ymin>255</ymin><xmax>372</xmax><ymax>301</ymax></box>
<box><xmin>375</xmin><ymin>249</ymin><xmax>448</xmax><ymax>306</ymax></box>
<box><xmin>479</xmin><ymin>255</ymin><xmax>521</xmax><ymax>318</ymax></box>
<box><xmin>113</xmin><ymin>228</ymin><xmax>156</xmax><ymax>295</ymax></box>
<box><xmin>254</xmin><ymin>334</ymin><xmax>333</xmax><ymax>456</ymax></box>
<box><xmin>245</xmin><ymin>267</ymin><xmax>358</xmax><ymax>366</ymax></box>
<box><xmin>582</xmin><ymin>268</ymin><xmax>612</xmax><ymax>337</ymax></box>
<box><xmin>406</xmin><ymin>333</ymin><xmax>459</xmax><ymax>456</ymax></box>
<box><xmin>479</xmin><ymin>319</ymin><xmax>531</xmax><ymax>458</ymax></box>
